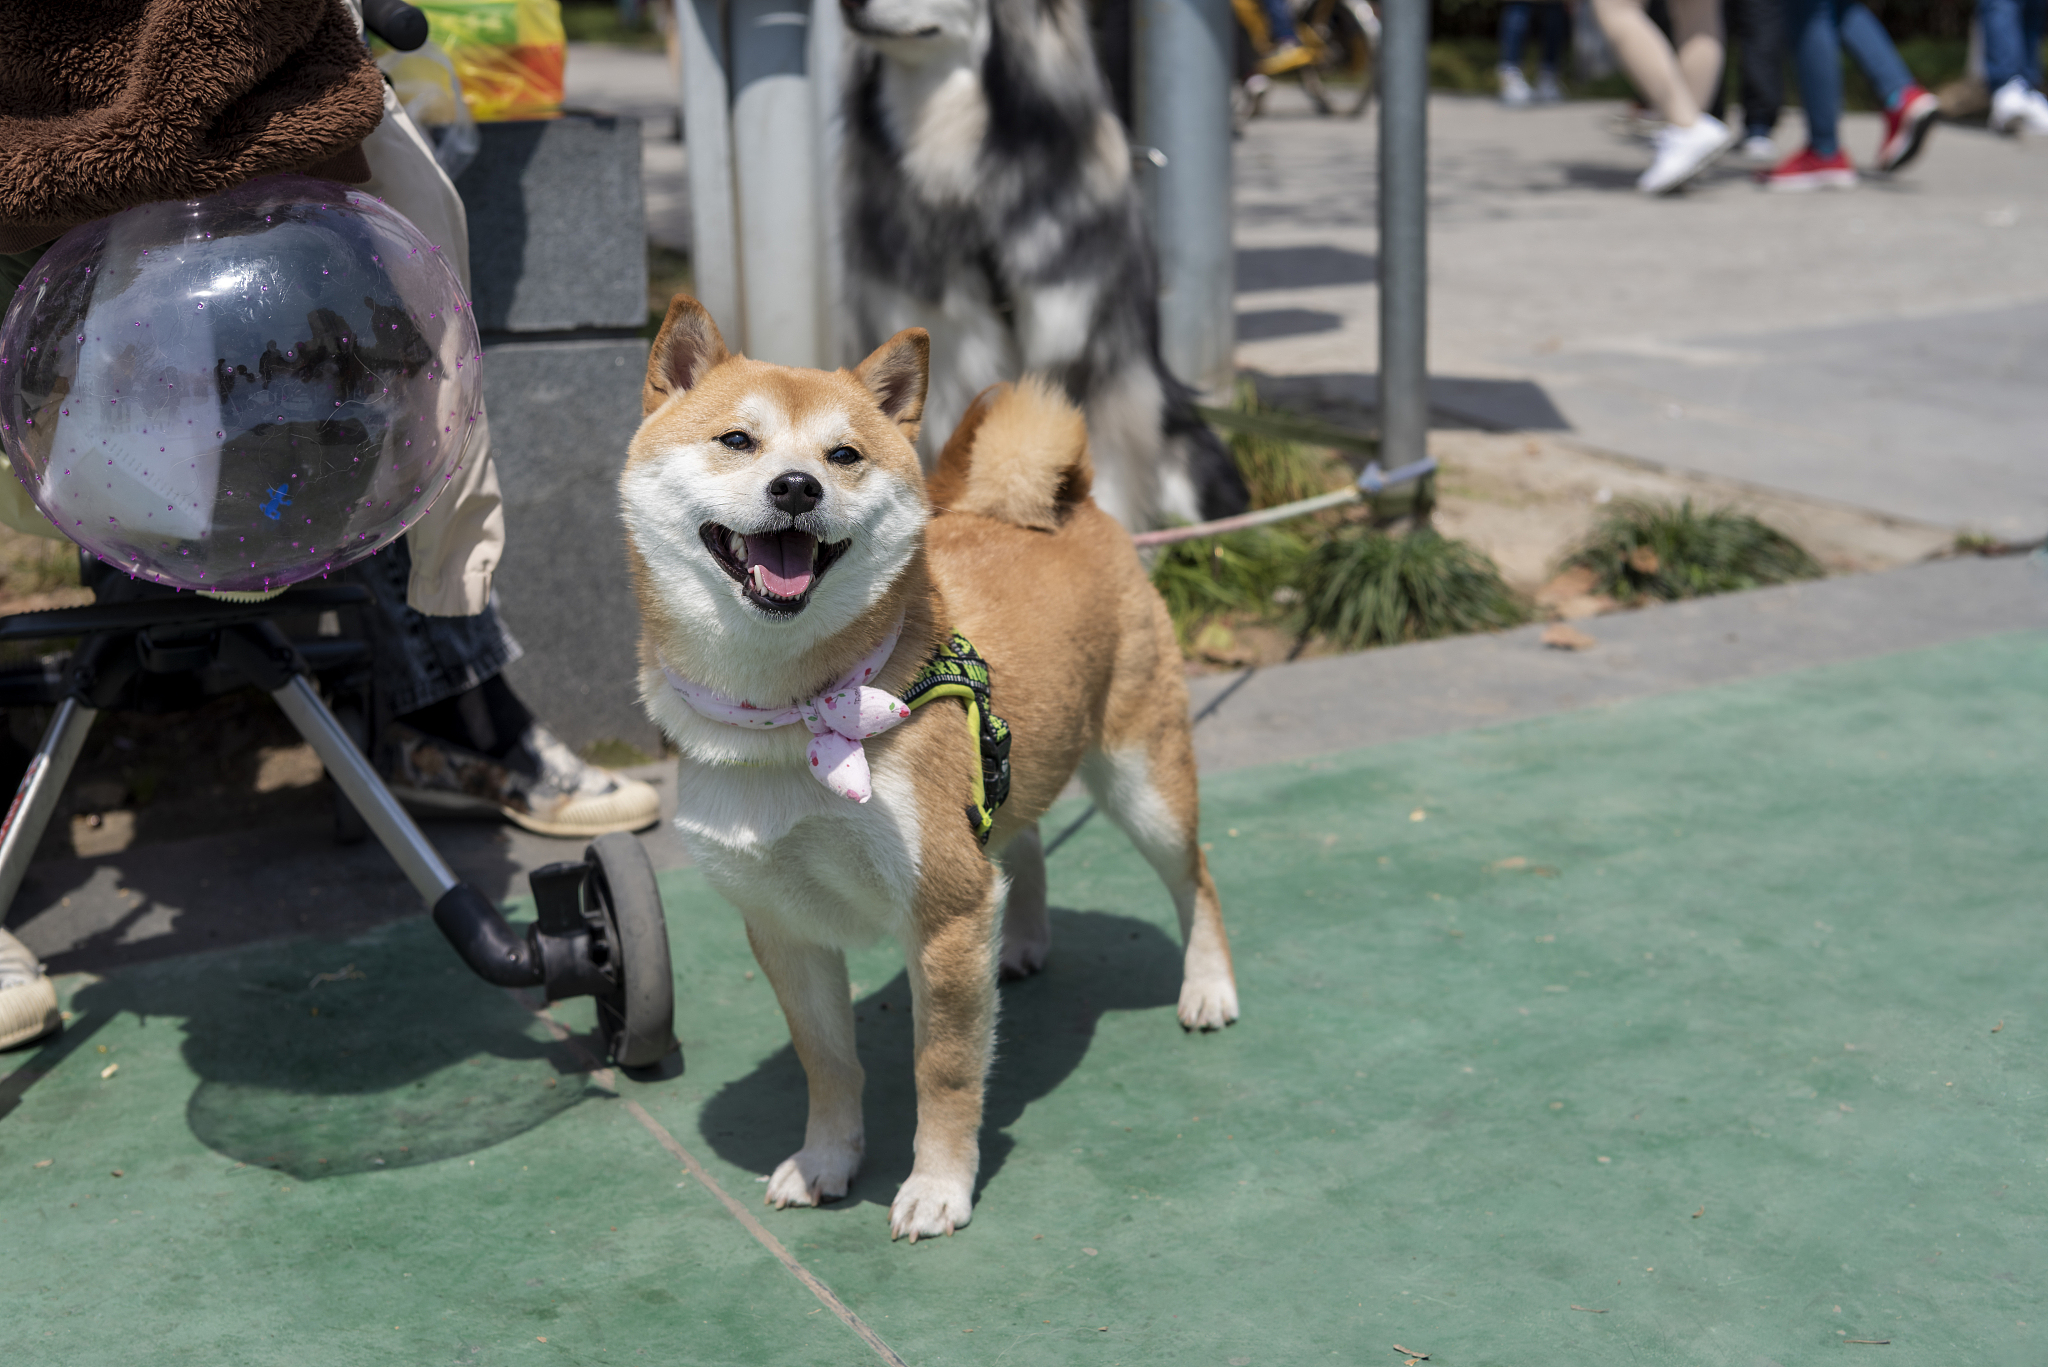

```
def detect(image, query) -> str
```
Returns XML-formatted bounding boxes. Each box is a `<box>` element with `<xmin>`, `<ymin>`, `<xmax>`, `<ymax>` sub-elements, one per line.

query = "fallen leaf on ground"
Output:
<box><xmin>100</xmin><ymin>1063</ymin><xmax>118</xmax><ymax>1080</ymax></box>
<box><xmin>1491</xmin><ymin>856</ymin><xmax>1528</xmax><ymax>870</ymax></box>
<box><xmin>1534</xmin><ymin>566</ymin><xmax>1599</xmax><ymax>604</ymax></box>
<box><xmin>1992</xmin><ymin>1021</ymin><xmax>2003</xmax><ymax>1033</ymax></box>
<box><xmin>1570</xmin><ymin>1305</ymin><xmax>1608</xmax><ymax>1313</ymax></box>
<box><xmin>1627</xmin><ymin>545</ymin><xmax>1661</xmax><ymax>574</ymax></box>
<box><xmin>33</xmin><ymin>1159</ymin><xmax>52</xmax><ymax>1169</ymax></box>
<box><xmin>1391</xmin><ymin>1347</ymin><xmax>1429</xmax><ymax>1361</ymax></box>
<box><xmin>110</xmin><ymin>1169</ymin><xmax>123</xmax><ymax>1177</ymax></box>
<box><xmin>1844</xmin><ymin>1339</ymin><xmax>1890</xmax><ymax>1345</ymax></box>
<box><xmin>1542</xmin><ymin>623</ymin><xmax>1598</xmax><ymax>651</ymax></box>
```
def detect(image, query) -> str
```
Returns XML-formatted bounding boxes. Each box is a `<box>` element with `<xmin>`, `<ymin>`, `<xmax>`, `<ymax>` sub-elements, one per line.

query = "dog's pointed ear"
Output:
<box><xmin>854</xmin><ymin>328</ymin><xmax>929</xmax><ymax>440</ymax></box>
<box><xmin>644</xmin><ymin>295</ymin><xmax>732</xmax><ymax>414</ymax></box>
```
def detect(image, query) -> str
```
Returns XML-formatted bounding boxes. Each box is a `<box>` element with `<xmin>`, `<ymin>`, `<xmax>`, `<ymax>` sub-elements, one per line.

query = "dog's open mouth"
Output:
<box><xmin>702</xmin><ymin>523</ymin><xmax>852</xmax><ymax>615</ymax></box>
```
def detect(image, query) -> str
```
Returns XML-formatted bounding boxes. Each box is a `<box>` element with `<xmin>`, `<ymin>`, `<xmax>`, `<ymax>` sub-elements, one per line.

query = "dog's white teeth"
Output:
<box><xmin>730</xmin><ymin>530</ymin><xmax>746</xmax><ymax>561</ymax></box>
<box><xmin>810</xmin><ymin>539</ymin><xmax>821</xmax><ymax>566</ymax></box>
<box><xmin>748</xmin><ymin>564</ymin><xmax>766</xmax><ymax>594</ymax></box>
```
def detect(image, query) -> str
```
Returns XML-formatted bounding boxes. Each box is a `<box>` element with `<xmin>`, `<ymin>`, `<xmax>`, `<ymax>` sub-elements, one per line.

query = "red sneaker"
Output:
<box><xmin>1876</xmin><ymin>84</ymin><xmax>1940</xmax><ymax>171</ymax></box>
<box><xmin>1759</xmin><ymin>147</ymin><xmax>1858</xmax><ymax>191</ymax></box>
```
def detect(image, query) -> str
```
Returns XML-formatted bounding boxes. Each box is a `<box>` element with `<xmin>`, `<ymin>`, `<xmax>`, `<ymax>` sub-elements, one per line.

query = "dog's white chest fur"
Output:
<box><xmin>671</xmin><ymin>750</ymin><xmax>925</xmax><ymax>948</ymax></box>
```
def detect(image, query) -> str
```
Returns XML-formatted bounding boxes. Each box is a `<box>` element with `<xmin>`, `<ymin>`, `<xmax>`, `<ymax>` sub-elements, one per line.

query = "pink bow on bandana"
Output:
<box><xmin>662</xmin><ymin>618</ymin><xmax>912</xmax><ymax>803</ymax></box>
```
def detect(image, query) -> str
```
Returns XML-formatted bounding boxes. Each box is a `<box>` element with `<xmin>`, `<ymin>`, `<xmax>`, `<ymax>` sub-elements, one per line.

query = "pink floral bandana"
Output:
<box><xmin>661</xmin><ymin>617</ymin><xmax>912</xmax><ymax>803</ymax></box>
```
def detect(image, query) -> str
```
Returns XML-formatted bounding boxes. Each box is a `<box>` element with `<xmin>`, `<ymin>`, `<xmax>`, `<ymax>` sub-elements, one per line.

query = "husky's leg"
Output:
<box><xmin>892</xmin><ymin>868</ymin><xmax>1003</xmax><ymax>1240</ymax></box>
<box><xmin>996</xmin><ymin>823</ymin><xmax>1050</xmax><ymax>978</ymax></box>
<box><xmin>1078</xmin><ymin>729</ymin><xmax>1239</xmax><ymax>1032</ymax></box>
<box><xmin>749</xmin><ymin>923</ymin><xmax>866</xmax><ymax>1209</ymax></box>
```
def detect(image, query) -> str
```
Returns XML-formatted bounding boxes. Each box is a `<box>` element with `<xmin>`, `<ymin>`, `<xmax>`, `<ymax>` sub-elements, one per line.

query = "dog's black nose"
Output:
<box><xmin>767</xmin><ymin>470</ymin><xmax>824</xmax><ymax>516</ymax></box>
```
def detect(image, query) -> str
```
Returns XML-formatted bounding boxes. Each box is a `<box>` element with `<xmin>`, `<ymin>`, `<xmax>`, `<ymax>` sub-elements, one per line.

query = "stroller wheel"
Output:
<box><xmin>585</xmin><ymin>831</ymin><xmax>679</xmax><ymax>1072</ymax></box>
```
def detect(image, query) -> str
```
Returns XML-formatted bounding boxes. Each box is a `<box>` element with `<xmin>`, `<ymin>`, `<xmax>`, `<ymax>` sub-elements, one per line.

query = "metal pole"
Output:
<box><xmin>0</xmin><ymin>698</ymin><xmax>96</xmax><ymax>917</ymax></box>
<box><xmin>1135</xmin><ymin>0</ymin><xmax>1236</xmax><ymax>401</ymax></box>
<box><xmin>1377</xmin><ymin>0</ymin><xmax>1429</xmax><ymax>468</ymax></box>
<box><xmin>729</xmin><ymin>0</ymin><xmax>826</xmax><ymax>366</ymax></box>
<box><xmin>678</xmin><ymin>0</ymin><xmax>744</xmax><ymax>343</ymax></box>
<box><xmin>270</xmin><ymin>676</ymin><xmax>459</xmax><ymax>908</ymax></box>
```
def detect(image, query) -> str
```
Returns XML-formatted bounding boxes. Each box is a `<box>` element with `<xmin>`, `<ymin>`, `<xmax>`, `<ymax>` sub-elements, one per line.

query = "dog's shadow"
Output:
<box><xmin>698</xmin><ymin>907</ymin><xmax>1182</xmax><ymax>1207</ymax></box>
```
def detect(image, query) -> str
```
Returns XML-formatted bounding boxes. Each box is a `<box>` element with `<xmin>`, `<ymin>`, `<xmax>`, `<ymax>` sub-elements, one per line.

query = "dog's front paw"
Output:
<box><xmin>1177</xmin><ymin>972</ymin><xmax>1240</xmax><ymax>1032</ymax></box>
<box><xmin>889</xmin><ymin>1171</ymin><xmax>973</xmax><ymax>1242</ymax></box>
<box><xmin>765</xmin><ymin>1144</ymin><xmax>861</xmax><ymax>1210</ymax></box>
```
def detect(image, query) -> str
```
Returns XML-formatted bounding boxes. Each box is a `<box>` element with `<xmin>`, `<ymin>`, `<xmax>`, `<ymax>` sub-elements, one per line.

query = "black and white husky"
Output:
<box><xmin>838</xmin><ymin>0</ymin><xmax>1248</xmax><ymax>529</ymax></box>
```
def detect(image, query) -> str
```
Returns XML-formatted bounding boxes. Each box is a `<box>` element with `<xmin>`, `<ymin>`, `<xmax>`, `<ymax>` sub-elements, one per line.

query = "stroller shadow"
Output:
<box><xmin>698</xmin><ymin>907</ymin><xmax>1184</xmax><ymax>1208</ymax></box>
<box><xmin>31</xmin><ymin>915</ymin><xmax>604</xmax><ymax>1181</ymax></box>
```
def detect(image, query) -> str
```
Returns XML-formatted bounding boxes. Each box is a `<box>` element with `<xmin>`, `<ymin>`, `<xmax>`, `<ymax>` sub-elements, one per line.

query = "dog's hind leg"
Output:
<box><xmin>996</xmin><ymin>823</ymin><xmax>1050</xmax><ymax>979</ymax></box>
<box><xmin>747</xmin><ymin>923</ymin><xmax>866</xmax><ymax>1209</ymax></box>
<box><xmin>1078</xmin><ymin>729</ymin><xmax>1239</xmax><ymax>1032</ymax></box>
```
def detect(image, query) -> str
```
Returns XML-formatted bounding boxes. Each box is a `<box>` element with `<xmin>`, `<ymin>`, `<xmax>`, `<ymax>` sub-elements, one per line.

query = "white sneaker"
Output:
<box><xmin>1533</xmin><ymin>69</ymin><xmax>1564</xmax><ymax>103</ymax></box>
<box><xmin>1498</xmin><ymin>64</ymin><xmax>1533</xmax><ymax>107</ymax></box>
<box><xmin>1739</xmin><ymin>133</ymin><xmax>1778</xmax><ymax>164</ymax></box>
<box><xmin>1988</xmin><ymin>77</ymin><xmax>2048</xmax><ymax>135</ymax></box>
<box><xmin>1637</xmin><ymin>114</ymin><xmax>1736</xmax><ymax>194</ymax></box>
<box><xmin>0</xmin><ymin>927</ymin><xmax>60</xmax><ymax>1051</ymax></box>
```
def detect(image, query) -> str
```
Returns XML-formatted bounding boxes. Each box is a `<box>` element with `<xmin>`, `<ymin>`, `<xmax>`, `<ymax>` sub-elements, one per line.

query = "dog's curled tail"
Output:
<box><xmin>927</xmin><ymin>376</ymin><xmax>1094</xmax><ymax>532</ymax></box>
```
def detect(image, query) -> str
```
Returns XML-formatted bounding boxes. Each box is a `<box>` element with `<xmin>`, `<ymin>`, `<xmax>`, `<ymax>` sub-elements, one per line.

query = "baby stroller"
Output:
<box><xmin>0</xmin><ymin>553</ymin><xmax>681</xmax><ymax>1074</ymax></box>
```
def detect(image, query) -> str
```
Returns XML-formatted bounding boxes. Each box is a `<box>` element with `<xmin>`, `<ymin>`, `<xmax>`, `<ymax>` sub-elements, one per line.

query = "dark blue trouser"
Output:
<box><xmin>1784</xmin><ymin>0</ymin><xmax>1915</xmax><ymax>156</ymax></box>
<box><xmin>1501</xmin><ymin>0</ymin><xmax>1569</xmax><ymax>70</ymax></box>
<box><xmin>1981</xmin><ymin>0</ymin><xmax>2046</xmax><ymax>90</ymax></box>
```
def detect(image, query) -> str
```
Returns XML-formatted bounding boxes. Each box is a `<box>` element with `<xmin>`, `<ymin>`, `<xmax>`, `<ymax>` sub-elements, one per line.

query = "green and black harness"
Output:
<box><xmin>901</xmin><ymin>632</ymin><xmax>1011</xmax><ymax>844</ymax></box>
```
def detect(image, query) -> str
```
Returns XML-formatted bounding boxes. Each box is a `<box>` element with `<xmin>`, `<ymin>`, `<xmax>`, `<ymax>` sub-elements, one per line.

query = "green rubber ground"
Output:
<box><xmin>4</xmin><ymin>632</ymin><xmax>2043</xmax><ymax>1365</ymax></box>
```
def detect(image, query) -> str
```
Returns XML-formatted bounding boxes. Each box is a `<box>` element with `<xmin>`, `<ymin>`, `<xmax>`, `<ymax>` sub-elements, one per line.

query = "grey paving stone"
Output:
<box><xmin>455</xmin><ymin>116</ymin><xmax>648</xmax><ymax>334</ymax></box>
<box><xmin>483</xmin><ymin>336</ymin><xmax>659</xmax><ymax>756</ymax></box>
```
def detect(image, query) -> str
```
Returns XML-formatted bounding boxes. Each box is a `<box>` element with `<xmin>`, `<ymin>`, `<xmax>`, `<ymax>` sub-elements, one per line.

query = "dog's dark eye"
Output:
<box><xmin>827</xmin><ymin>446</ymin><xmax>861</xmax><ymax>466</ymax></box>
<box><xmin>719</xmin><ymin>431</ymin><xmax>753</xmax><ymax>451</ymax></box>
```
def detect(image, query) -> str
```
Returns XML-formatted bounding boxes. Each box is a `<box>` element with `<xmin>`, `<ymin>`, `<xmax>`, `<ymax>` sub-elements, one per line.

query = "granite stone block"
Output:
<box><xmin>481</xmin><ymin>337</ymin><xmax>658</xmax><ymax>754</ymax></box>
<box><xmin>456</xmin><ymin>117</ymin><xmax>648</xmax><ymax>334</ymax></box>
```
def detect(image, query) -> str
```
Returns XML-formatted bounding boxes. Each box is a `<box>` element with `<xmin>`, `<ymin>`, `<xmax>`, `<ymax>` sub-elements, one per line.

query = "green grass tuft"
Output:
<box><xmin>1299</xmin><ymin>527</ymin><xmax>1527</xmax><ymax>650</ymax></box>
<box><xmin>1563</xmin><ymin>499</ymin><xmax>1823</xmax><ymax>604</ymax></box>
<box><xmin>1150</xmin><ymin>525</ymin><xmax>1313</xmax><ymax>646</ymax></box>
<box><xmin>1224</xmin><ymin>381</ymin><xmax>1351</xmax><ymax>511</ymax></box>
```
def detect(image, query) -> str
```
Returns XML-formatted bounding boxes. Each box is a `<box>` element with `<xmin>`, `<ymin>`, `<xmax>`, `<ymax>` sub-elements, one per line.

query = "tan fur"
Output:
<box><xmin>621</xmin><ymin>298</ymin><xmax>1236</xmax><ymax>1241</ymax></box>
<box><xmin>929</xmin><ymin>376</ymin><xmax>1092</xmax><ymax>531</ymax></box>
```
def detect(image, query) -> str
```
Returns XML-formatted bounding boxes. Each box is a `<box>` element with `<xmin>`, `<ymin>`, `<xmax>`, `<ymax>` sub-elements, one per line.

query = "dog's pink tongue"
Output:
<box><xmin>745</xmin><ymin>530</ymin><xmax>817</xmax><ymax>597</ymax></box>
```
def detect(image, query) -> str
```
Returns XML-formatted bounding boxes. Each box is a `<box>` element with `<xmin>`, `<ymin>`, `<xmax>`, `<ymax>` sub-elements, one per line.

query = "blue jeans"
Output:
<box><xmin>1785</xmin><ymin>0</ymin><xmax>1916</xmax><ymax>156</ymax></box>
<box><xmin>347</xmin><ymin>538</ymin><xmax>522</xmax><ymax>717</ymax></box>
<box><xmin>1261</xmin><ymin>0</ymin><xmax>1299</xmax><ymax>46</ymax></box>
<box><xmin>1981</xmin><ymin>0</ymin><xmax>2046</xmax><ymax>90</ymax></box>
<box><xmin>1501</xmin><ymin>0</ymin><xmax>1568</xmax><ymax>71</ymax></box>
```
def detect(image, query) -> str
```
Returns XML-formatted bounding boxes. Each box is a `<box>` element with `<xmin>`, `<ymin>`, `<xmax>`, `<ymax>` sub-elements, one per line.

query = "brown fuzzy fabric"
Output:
<box><xmin>0</xmin><ymin>0</ymin><xmax>384</xmax><ymax>252</ymax></box>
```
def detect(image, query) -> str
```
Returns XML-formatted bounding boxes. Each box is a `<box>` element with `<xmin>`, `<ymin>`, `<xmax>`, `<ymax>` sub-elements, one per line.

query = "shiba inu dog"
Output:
<box><xmin>838</xmin><ymin>0</ymin><xmax>1249</xmax><ymax>532</ymax></box>
<box><xmin>620</xmin><ymin>295</ymin><xmax>1239</xmax><ymax>1240</ymax></box>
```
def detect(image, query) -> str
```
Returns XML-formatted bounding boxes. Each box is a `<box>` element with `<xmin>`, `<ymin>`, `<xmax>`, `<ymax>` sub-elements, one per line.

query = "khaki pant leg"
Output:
<box><xmin>360</xmin><ymin>80</ymin><xmax>506</xmax><ymax>617</ymax></box>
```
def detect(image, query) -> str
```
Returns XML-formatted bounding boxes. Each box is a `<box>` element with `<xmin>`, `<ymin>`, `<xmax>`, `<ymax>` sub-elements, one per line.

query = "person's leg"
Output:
<box><xmin>1592</xmin><ymin>0</ymin><xmax>1705</xmax><ymax>122</ymax></box>
<box><xmin>1836</xmin><ymin>1</ymin><xmax>1915</xmax><ymax>109</ymax></box>
<box><xmin>1260</xmin><ymin>0</ymin><xmax>1300</xmax><ymax>47</ymax></box>
<box><xmin>1980</xmin><ymin>0</ymin><xmax>2027</xmax><ymax>88</ymax></box>
<box><xmin>348</xmin><ymin>540</ymin><xmax>659</xmax><ymax>837</ymax></box>
<box><xmin>1502</xmin><ymin>0</ymin><xmax>1534</xmax><ymax>68</ymax></box>
<box><xmin>2026</xmin><ymin>0</ymin><xmax>2046</xmax><ymax>88</ymax></box>
<box><xmin>1739</xmin><ymin>0</ymin><xmax>1784</xmax><ymax>134</ymax></box>
<box><xmin>1668</xmin><ymin>0</ymin><xmax>1727</xmax><ymax>111</ymax></box>
<box><xmin>1534</xmin><ymin>2</ymin><xmax>1570</xmax><ymax>97</ymax></box>
<box><xmin>1537</xmin><ymin>2</ymin><xmax>1570</xmax><ymax>71</ymax></box>
<box><xmin>1785</xmin><ymin>0</ymin><xmax>1843</xmax><ymax>155</ymax></box>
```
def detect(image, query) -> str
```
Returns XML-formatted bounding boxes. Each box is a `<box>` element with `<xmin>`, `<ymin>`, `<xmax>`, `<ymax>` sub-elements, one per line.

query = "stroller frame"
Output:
<box><xmin>0</xmin><ymin>575</ymin><xmax>679</xmax><ymax>1072</ymax></box>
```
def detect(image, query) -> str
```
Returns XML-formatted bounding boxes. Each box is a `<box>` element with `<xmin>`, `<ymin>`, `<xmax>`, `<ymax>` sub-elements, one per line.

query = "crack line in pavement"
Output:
<box><xmin>516</xmin><ymin>993</ymin><xmax>910</xmax><ymax>1367</ymax></box>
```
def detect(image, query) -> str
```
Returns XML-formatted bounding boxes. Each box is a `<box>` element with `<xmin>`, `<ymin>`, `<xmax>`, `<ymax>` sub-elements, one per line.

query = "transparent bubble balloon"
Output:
<box><xmin>0</xmin><ymin>174</ymin><xmax>482</xmax><ymax>592</ymax></box>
